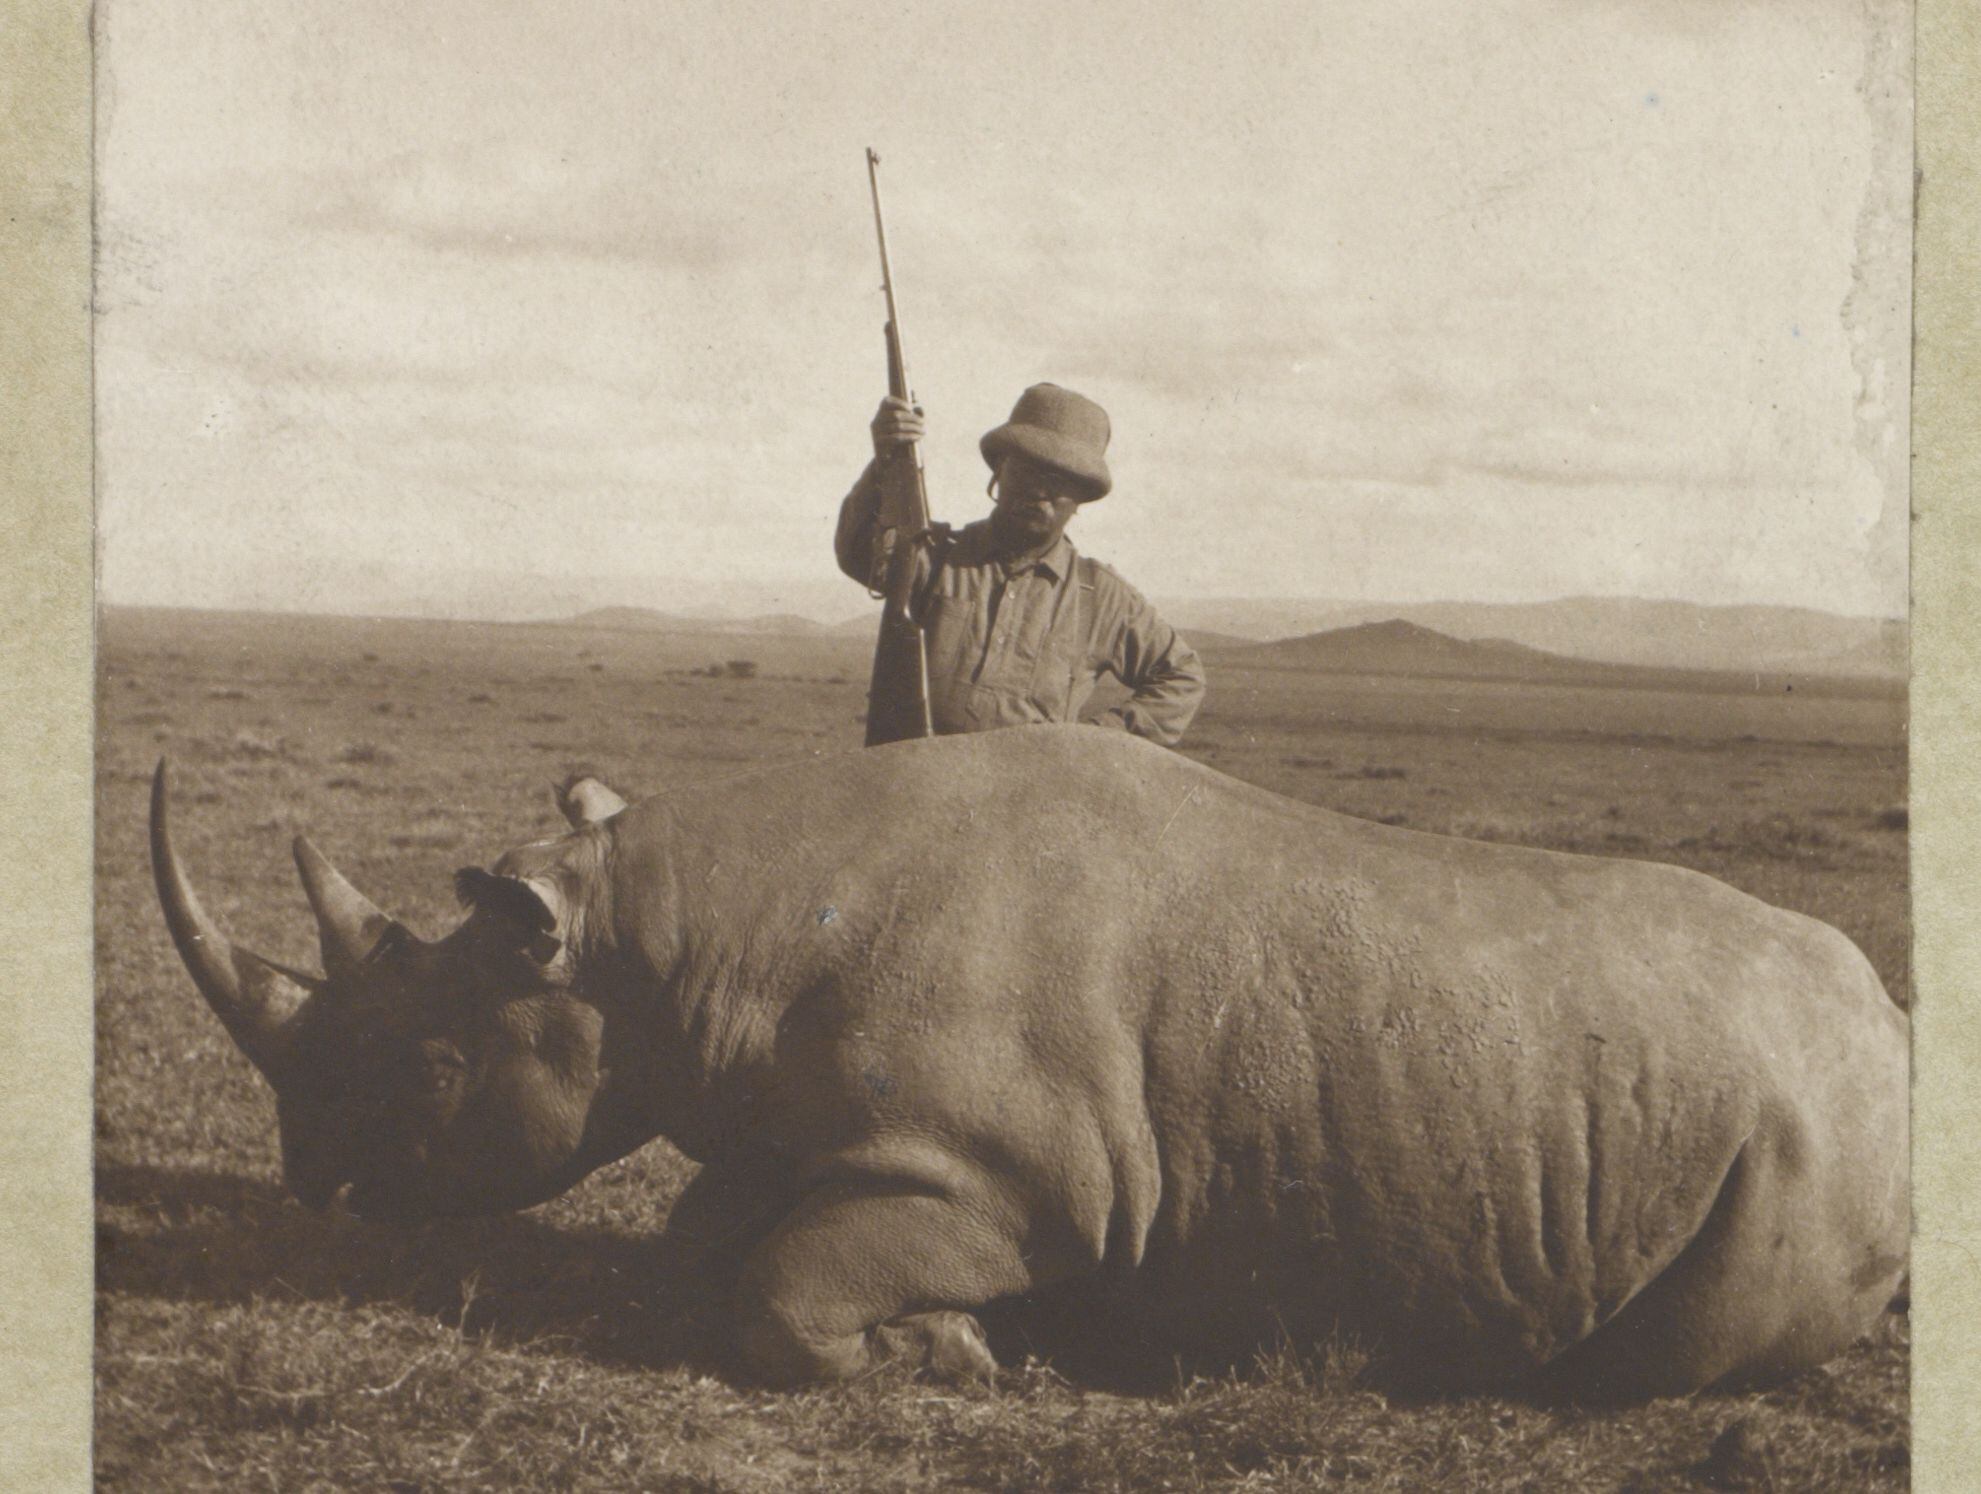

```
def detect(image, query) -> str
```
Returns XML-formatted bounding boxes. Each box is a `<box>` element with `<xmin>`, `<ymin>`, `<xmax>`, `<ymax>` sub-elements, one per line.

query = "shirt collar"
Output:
<box><xmin>999</xmin><ymin>532</ymin><xmax>1075</xmax><ymax>583</ymax></box>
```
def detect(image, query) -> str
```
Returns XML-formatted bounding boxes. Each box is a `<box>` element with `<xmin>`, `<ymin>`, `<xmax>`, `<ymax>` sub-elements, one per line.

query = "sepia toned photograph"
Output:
<box><xmin>91</xmin><ymin>1</ymin><xmax>1912</xmax><ymax>1487</ymax></box>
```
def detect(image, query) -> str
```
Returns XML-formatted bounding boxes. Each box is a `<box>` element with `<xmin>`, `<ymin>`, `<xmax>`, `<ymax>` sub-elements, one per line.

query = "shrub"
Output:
<box><xmin>228</xmin><ymin>731</ymin><xmax>287</xmax><ymax>760</ymax></box>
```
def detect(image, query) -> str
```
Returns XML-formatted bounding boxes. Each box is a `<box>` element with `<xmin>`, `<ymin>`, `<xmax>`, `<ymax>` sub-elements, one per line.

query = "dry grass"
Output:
<box><xmin>95</xmin><ymin>607</ymin><xmax>1908</xmax><ymax>1491</ymax></box>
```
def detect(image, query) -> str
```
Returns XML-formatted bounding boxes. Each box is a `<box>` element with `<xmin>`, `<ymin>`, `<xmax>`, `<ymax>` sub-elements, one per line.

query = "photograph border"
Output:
<box><xmin>2</xmin><ymin>1</ymin><xmax>1973</xmax><ymax>1485</ymax></box>
<box><xmin>0</xmin><ymin>1</ymin><xmax>93</xmax><ymax>1488</ymax></box>
<box><xmin>1908</xmin><ymin>0</ymin><xmax>1980</xmax><ymax>1482</ymax></box>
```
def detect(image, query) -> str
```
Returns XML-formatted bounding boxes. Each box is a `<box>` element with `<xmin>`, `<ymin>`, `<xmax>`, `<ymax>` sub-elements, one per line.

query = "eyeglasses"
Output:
<box><xmin>997</xmin><ymin>462</ymin><xmax>1084</xmax><ymax>506</ymax></box>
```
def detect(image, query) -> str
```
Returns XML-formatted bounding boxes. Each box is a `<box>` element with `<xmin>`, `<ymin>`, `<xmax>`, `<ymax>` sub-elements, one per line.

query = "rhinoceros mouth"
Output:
<box><xmin>288</xmin><ymin>1176</ymin><xmax>349</xmax><ymax>1214</ymax></box>
<box><xmin>342</xmin><ymin>1177</ymin><xmax>435</xmax><ymax>1224</ymax></box>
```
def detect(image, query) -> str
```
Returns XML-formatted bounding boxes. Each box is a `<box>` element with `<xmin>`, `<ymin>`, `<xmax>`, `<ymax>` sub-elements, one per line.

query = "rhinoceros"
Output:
<box><xmin>149</xmin><ymin>726</ymin><xmax>1908</xmax><ymax>1397</ymax></box>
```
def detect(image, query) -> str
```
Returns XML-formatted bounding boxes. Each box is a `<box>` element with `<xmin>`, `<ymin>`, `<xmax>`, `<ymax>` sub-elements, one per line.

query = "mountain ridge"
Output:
<box><xmin>1213</xmin><ymin>618</ymin><xmax>1900</xmax><ymax>698</ymax></box>
<box><xmin>1165</xmin><ymin>596</ymin><xmax>1905</xmax><ymax>678</ymax></box>
<box><xmin>552</xmin><ymin>596</ymin><xmax>1906</xmax><ymax>680</ymax></box>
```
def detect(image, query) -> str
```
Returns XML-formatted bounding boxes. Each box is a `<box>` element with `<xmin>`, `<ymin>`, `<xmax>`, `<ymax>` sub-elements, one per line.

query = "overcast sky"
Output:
<box><xmin>95</xmin><ymin>0</ymin><xmax>1910</xmax><ymax>622</ymax></box>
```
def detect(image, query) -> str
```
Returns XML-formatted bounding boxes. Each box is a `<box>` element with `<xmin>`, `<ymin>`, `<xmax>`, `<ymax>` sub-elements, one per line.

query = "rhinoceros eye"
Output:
<box><xmin>413</xmin><ymin>1039</ymin><xmax>466</xmax><ymax>1097</ymax></box>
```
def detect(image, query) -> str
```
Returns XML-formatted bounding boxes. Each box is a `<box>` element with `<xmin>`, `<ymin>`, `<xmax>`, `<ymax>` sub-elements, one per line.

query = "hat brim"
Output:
<box><xmin>980</xmin><ymin>424</ymin><xmax>1111</xmax><ymax>500</ymax></box>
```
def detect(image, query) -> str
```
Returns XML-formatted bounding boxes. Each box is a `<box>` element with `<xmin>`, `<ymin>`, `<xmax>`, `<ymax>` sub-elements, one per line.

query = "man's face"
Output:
<box><xmin>989</xmin><ymin>456</ymin><xmax>1084</xmax><ymax>556</ymax></box>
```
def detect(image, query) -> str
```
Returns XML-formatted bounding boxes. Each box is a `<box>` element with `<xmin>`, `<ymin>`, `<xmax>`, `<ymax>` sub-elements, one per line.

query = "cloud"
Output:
<box><xmin>286</xmin><ymin>147</ymin><xmax>752</xmax><ymax>271</ymax></box>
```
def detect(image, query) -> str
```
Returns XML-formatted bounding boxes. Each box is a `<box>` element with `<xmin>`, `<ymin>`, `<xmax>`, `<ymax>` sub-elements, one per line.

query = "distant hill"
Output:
<box><xmin>1164</xmin><ymin>596</ymin><xmax>1905</xmax><ymax>680</ymax></box>
<box><xmin>554</xmin><ymin>596</ymin><xmax>1905</xmax><ymax>681</ymax></box>
<box><xmin>1752</xmin><ymin>627</ymin><xmax>1908</xmax><ymax>678</ymax></box>
<box><xmin>1172</xmin><ymin>625</ymin><xmax>1258</xmax><ymax>653</ymax></box>
<box><xmin>1220</xmin><ymin>618</ymin><xmax>1900</xmax><ymax>698</ymax></box>
<box><xmin>564</xmin><ymin>606</ymin><xmax>837</xmax><ymax>637</ymax></box>
<box><xmin>1225</xmin><ymin>620</ymin><xmax>1592</xmax><ymax>680</ymax></box>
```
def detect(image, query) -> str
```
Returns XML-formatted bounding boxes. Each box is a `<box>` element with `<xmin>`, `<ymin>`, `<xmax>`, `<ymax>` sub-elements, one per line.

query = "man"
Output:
<box><xmin>834</xmin><ymin>383</ymin><xmax>1205</xmax><ymax>746</ymax></box>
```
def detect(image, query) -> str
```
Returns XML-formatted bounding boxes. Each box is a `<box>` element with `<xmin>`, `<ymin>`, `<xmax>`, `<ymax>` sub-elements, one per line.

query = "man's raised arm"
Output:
<box><xmin>835</xmin><ymin>397</ymin><xmax>929</xmax><ymax>586</ymax></box>
<box><xmin>834</xmin><ymin>459</ymin><xmax>884</xmax><ymax>585</ymax></box>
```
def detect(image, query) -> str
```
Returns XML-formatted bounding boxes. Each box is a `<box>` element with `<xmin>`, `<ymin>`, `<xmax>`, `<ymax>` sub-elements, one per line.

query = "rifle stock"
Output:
<box><xmin>861</xmin><ymin>149</ymin><xmax>936</xmax><ymax>747</ymax></box>
<box><xmin>863</xmin><ymin>561</ymin><xmax>933</xmax><ymax>747</ymax></box>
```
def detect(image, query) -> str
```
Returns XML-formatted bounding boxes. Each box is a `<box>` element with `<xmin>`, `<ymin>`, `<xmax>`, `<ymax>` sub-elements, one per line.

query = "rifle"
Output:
<box><xmin>860</xmin><ymin>148</ymin><xmax>937</xmax><ymax>748</ymax></box>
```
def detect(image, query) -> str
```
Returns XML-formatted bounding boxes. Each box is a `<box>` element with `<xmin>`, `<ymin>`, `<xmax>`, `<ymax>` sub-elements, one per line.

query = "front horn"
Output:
<box><xmin>292</xmin><ymin>835</ymin><xmax>400</xmax><ymax>980</ymax></box>
<box><xmin>149</xmin><ymin>761</ymin><xmax>316</xmax><ymax>1084</ymax></box>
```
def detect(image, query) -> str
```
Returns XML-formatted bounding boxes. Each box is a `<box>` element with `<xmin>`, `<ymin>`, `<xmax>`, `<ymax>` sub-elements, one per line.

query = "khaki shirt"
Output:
<box><xmin>835</xmin><ymin>463</ymin><xmax>1206</xmax><ymax>745</ymax></box>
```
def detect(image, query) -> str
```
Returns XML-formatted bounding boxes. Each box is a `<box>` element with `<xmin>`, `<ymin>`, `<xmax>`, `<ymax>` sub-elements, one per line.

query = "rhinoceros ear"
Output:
<box><xmin>455</xmin><ymin>867</ymin><xmax>562</xmax><ymax>963</ymax></box>
<box><xmin>554</xmin><ymin>772</ymin><xmax>628</xmax><ymax>828</ymax></box>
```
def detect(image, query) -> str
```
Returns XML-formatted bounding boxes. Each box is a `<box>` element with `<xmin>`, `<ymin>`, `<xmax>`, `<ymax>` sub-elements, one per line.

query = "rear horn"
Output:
<box><xmin>293</xmin><ymin>835</ymin><xmax>401</xmax><ymax>980</ymax></box>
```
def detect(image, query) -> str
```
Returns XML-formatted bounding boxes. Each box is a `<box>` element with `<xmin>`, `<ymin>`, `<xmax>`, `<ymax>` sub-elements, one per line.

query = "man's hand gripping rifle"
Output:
<box><xmin>861</xmin><ymin>148</ymin><xmax>940</xmax><ymax>748</ymax></box>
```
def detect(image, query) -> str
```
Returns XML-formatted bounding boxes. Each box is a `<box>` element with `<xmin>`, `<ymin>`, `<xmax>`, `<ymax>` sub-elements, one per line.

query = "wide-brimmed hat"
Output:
<box><xmin>979</xmin><ymin>383</ymin><xmax>1112</xmax><ymax>500</ymax></box>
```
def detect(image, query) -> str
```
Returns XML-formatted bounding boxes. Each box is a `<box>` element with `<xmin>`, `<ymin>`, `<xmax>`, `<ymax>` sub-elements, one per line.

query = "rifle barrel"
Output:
<box><xmin>866</xmin><ymin>148</ymin><xmax>908</xmax><ymax>390</ymax></box>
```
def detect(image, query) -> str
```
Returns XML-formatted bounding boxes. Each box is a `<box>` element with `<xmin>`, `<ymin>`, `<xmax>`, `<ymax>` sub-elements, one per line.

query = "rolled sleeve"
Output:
<box><xmin>834</xmin><ymin>460</ymin><xmax>882</xmax><ymax>585</ymax></box>
<box><xmin>1091</xmin><ymin>575</ymin><xmax>1206</xmax><ymax>746</ymax></box>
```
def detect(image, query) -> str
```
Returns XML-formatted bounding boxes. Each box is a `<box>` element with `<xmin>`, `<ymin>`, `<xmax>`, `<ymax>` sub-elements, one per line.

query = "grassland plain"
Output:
<box><xmin>95</xmin><ymin>607</ymin><xmax>1909</xmax><ymax>1492</ymax></box>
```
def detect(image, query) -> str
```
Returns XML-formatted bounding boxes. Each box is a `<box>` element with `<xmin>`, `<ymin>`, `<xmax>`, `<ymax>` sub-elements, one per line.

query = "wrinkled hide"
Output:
<box><xmin>154</xmin><ymin>727</ymin><xmax>1908</xmax><ymax>1397</ymax></box>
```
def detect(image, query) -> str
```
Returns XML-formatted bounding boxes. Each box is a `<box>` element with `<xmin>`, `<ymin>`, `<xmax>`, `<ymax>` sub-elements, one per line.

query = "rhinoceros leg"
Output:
<box><xmin>730</xmin><ymin>1180</ymin><xmax>1034</xmax><ymax>1387</ymax></box>
<box><xmin>663</xmin><ymin>1160</ymin><xmax>791</xmax><ymax>1276</ymax></box>
<box><xmin>1539</xmin><ymin>1098</ymin><xmax>1909</xmax><ymax>1400</ymax></box>
<box><xmin>655</xmin><ymin>1159</ymin><xmax>795</xmax><ymax>1352</ymax></box>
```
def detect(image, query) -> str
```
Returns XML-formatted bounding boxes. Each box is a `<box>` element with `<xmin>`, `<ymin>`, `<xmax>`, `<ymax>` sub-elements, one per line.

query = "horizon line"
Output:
<box><xmin>97</xmin><ymin>591</ymin><xmax>1910</xmax><ymax>630</ymax></box>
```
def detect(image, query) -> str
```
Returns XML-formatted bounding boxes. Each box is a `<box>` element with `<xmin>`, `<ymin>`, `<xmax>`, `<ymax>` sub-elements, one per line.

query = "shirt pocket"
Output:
<box><xmin>1025</xmin><ymin>587</ymin><xmax>1092</xmax><ymax>720</ymax></box>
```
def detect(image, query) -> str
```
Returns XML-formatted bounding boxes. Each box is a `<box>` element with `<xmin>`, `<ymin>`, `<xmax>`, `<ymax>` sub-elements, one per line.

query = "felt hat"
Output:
<box><xmin>979</xmin><ymin>383</ymin><xmax>1112</xmax><ymax>500</ymax></box>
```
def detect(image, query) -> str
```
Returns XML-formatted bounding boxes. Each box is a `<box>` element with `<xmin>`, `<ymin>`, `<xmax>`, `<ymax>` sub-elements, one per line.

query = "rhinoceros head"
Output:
<box><xmin>149</xmin><ymin>762</ymin><xmax>608</xmax><ymax>1223</ymax></box>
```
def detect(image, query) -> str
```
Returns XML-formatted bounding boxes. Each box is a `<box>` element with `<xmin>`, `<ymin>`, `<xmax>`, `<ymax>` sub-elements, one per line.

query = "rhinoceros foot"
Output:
<box><xmin>872</xmin><ymin>1310</ymin><xmax>998</xmax><ymax>1385</ymax></box>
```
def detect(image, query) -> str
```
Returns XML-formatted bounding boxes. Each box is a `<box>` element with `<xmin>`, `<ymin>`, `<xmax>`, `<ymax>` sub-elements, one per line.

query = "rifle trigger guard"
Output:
<box><xmin>867</xmin><ymin>522</ymin><xmax>948</xmax><ymax>600</ymax></box>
